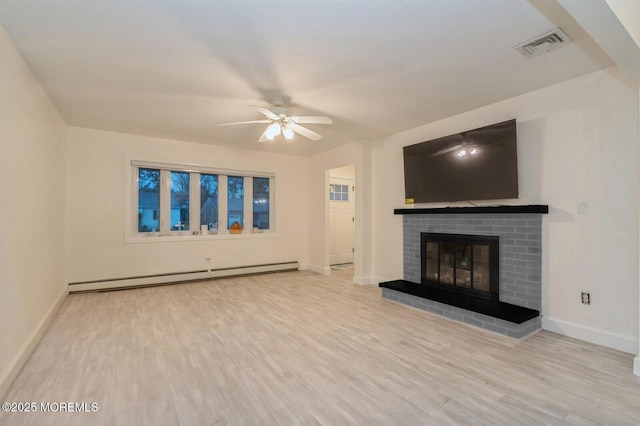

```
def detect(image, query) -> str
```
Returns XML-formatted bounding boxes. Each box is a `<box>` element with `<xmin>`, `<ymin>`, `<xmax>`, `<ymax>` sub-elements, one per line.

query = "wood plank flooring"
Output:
<box><xmin>1</xmin><ymin>270</ymin><xmax>639</xmax><ymax>425</ymax></box>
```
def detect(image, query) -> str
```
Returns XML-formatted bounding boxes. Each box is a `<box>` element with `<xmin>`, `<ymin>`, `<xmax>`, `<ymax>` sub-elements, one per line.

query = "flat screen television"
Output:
<box><xmin>403</xmin><ymin>119</ymin><xmax>518</xmax><ymax>203</ymax></box>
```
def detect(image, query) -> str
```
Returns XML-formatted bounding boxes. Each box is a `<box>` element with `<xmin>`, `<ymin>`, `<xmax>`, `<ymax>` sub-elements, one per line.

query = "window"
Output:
<box><xmin>253</xmin><ymin>177</ymin><xmax>270</xmax><ymax>230</ymax></box>
<box><xmin>200</xmin><ymin>174</ymin><xmax>218</xmax><ymax>231</ymax></box>
<box><xmin>138</xmin><ymin>168</ymin><xmax>160</xmax><ymax>232</ymax></box>
<box><xmin>329</xmin><ymin>184</ymin><xmax>349</xmax><ymax>201</ymax></box>
<box><xmin>227</xmin><ymin>176</ymin><xmax>244</xmax><ymax>229</ymax></box>
<box><xmin>171</xmin><ymin>171</ymin><xmax>190</xmax><ymax>231</ymax></box>
<box><xmin>130</xmin><ymin>160</ymin><xmax>273</xmax><ymax>239</ymax></box>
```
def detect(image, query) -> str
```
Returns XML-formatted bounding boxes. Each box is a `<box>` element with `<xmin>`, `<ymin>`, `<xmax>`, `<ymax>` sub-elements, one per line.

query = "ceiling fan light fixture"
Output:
<box><xmin>265</xmin><ymin>122</ymin><xmax>281</xmax><ymax>140</ymax></box>
<box><xmin>282</xmin><ymin>126</ymin><xmax>294</xmax><ymax>140</ymax></box>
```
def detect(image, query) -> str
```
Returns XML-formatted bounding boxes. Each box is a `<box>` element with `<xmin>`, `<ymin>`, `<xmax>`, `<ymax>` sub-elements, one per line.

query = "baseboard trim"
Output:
<box><xmin>0</xmin><ymin>287</ymin><xmax>67</xmax><ymax>400</ymax></box>
<box><xmin>209</xmin><ymin>262</ymin><xmax>298</xmax><ymax>278</ymax></box>
<box><xmin>353</xmin><ymin>276</ymin><xmax>377</xmax><ymax>285</ymax></box>
<box><xmin>542</xmin><ymin>317</ymin><xmax>638</xmax><ymax>354</ymax></box>
<box><xmin>68</xmin><ymin>262</ymin><xmax>299</xmax><ymax>292</ymax></box>
<box><xmin>307</xmin><ymin>264</ymin><xmax>331</xmax><ymax>276</ymax></box>
<box><xmin>69</xmin><ymin>270</ymin><xmax>211</xmax><ymax>292</ymax></box>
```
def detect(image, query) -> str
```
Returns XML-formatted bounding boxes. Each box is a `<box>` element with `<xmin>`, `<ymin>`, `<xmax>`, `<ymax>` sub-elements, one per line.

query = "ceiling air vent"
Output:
<box><xmin>514</xmin><ymin>28</ymin><xmax>571</xmax><ymax>58</ymax></box>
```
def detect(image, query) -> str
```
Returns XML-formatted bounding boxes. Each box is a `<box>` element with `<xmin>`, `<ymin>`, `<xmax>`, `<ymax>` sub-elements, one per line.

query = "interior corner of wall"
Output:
<box><xmin>0</xmin><ymin>288</ymin><xmax>67</xmax><ymax>401</ymax></box>
<box><xmin>307</xmin><ymin>264</ymin><xmax>331</xmax><ymax>276</ymax></box>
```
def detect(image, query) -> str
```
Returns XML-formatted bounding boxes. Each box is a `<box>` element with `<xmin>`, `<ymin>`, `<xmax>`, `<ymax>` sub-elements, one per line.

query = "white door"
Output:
<box><xmin>329</xmin><ymin>178</ymin><xmax>354</xmax><ymax>265</ymax></box>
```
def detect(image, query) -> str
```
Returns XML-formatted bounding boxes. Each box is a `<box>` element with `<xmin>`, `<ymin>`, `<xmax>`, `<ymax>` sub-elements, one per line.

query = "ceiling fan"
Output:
<box><xmin>432</xmin><ymin>141</ymin><xmax>481</xmax><ymax>158</ymax></box>
<box><xmin>218</xmin><ymin>97</ymin><xmax>332</xmax><ymax>142</ymax></box>
<box><xmin>431</xmin><ymin>127</ymin><xmax>506</xmax><ymax>157</ymax></box>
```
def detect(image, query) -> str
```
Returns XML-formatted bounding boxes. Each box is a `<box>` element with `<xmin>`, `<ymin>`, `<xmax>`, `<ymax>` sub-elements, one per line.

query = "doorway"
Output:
<box><xmin>329</xmin><ymin>165</ymin><xmax>355</xmax><ymax>274</ymax></box>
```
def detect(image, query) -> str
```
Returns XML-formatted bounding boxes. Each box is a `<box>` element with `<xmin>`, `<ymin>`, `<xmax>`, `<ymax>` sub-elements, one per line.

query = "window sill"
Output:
<box><xmin>126</xmin><ymin>231</ymin><xmax>278</xmax><ymax>244</ymax></box>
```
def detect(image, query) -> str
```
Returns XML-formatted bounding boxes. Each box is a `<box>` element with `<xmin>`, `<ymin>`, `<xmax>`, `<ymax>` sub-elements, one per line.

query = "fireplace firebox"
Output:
<box><xmin>421</xmin><ymin>233</ymin><xmax>499</xmax><ymax>301</ymax></box>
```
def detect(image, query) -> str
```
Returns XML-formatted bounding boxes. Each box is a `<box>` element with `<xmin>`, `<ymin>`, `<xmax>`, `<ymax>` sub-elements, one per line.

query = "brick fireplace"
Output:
<box><xmin>380</xmin><ymin>205</ymin><xmax>548</xmax><ymax>338</ymax></box>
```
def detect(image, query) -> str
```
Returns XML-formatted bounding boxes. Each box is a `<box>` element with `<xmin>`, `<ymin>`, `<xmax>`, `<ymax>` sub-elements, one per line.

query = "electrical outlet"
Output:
<box><xmin>581</xmin><ymin>292</ymin><xmax>590</xmax><ymax>305</ymax></box>
<box><xmin>577</xmin><ymin>201</ymin><xmax>589</xmax><ymax>214</ymax></box>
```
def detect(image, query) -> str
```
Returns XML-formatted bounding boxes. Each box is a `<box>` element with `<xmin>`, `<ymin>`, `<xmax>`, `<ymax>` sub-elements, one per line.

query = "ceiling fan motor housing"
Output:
<box><xmin>270</xmin><ymin>106</ymin><xmax>289</xmax><ymax>118</ymax></box>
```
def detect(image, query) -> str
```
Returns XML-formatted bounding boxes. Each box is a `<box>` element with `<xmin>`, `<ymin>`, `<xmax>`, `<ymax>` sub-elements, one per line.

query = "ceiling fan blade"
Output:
<box><xmin>290</xmin><ymin>123</ymin><xmax>322</xmax><ymax>141</ymax></box>
<box><xmin>431</xmin><ymin>144</ymin><xmax>463</xmax><ymax>157</ymax></box>
<box><xmin>290</xmin><ymin>116</ymin><xmax>332</xmax><ymax>125</ymax></box>
<box><xmin>475</xmin><ymin>142</ymin><xmax>505</xmax><ymax>151</ymax></box>
<box><xmin>251</xmin><ymin>105</ymin><xmax>279</xmax><ymax>120</ymax></box>
<box><xmin>218</xmin><ymin>119</ymin><xmax>272</xmax><ymax>127</ymax></box>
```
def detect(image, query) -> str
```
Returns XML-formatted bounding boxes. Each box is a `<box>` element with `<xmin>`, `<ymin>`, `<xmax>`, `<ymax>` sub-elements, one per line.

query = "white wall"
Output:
<box><xmin>330</xmin><ymin>164</ymin><xmax>355</xmax><ymax>180</ymax></box>
<box><xmin>0</xmin><ymin>26</ymin><xmax>67</xmax><ymax>398</ymax></box>
<box><xmin>308</xmin><ymin>141</ymin><xmax>373</xmax><ymax>283</ymax></box>
<box><xmin>65</xmin><ymin>127</ymin><xmax>308</xmax><ymax>283</ymax></box>
<box><xmin>371</xmin><ymin>67</ymin><xmax>639</xmax><ymax>354</ymax></box>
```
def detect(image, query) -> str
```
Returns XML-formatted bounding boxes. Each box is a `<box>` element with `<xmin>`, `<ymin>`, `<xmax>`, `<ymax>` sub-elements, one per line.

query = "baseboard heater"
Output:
<box><xmin>68</xmin><ymin>261</ymin><xmax>299</xmax><ymax>293</ymax></box>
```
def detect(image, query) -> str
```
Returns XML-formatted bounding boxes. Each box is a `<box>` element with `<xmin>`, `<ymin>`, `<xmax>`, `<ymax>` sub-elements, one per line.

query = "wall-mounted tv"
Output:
<box><xmin>403</xmin><ymin>119</ymin><xmax>518</xmax><ymax>203</ymax></box>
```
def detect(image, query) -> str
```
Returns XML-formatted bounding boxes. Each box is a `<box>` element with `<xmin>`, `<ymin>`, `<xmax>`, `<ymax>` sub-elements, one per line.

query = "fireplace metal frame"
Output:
<box><xmin>420</xmin><ymin>232</ymin><xmax>499</xmax><ymax>301</ymax></box>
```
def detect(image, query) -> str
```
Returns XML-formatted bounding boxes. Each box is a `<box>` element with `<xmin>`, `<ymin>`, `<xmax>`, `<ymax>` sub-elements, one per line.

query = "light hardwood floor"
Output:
<box><xmin>1</xmin><ymin>270</ymin><xmax>639</xmax><ymax>425</ymax></box>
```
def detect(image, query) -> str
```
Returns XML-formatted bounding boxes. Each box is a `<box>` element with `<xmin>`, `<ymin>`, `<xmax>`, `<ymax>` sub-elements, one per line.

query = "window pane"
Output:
<box><xmin>138</xmin><ymin>168</ymin><xmax>159</xmax><ymax>232</ymax></box>
<box><xmin>200</xmin><ymin>174</ymin><xmax>218</xmax><ymax>231</ymax></box>
<box><xmin>171</xmin><ymin>171</ymin><xmax>190</xmax><ymax>230</ymax></box>
<box><xmin>253</xmin><ymin>177</ymin><xmax>270</xmax><ymax>230</ymax></box>
<box><xmin>228</xmin><ymin>176</ymin><xmax>244</xmax><ymax>229</ymax></box>
<box><xmin>329</xmin><ymin>183</ymin><xmax>349</xmax><ymax>202</ymax></box>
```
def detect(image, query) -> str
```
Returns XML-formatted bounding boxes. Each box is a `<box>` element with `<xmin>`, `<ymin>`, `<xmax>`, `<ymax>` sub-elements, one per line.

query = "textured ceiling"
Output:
<box><xmin>0</xmin><ymin>0</ymin><xmax>621</xmax><ymax>156</ymax></box>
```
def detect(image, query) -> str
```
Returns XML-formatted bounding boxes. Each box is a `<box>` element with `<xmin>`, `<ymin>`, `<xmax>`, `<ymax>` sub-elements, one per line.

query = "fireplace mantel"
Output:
<box><xmin>394</xmin><ymin>204</ymin><xmax>549</xmax><ymax>215</ymax></box>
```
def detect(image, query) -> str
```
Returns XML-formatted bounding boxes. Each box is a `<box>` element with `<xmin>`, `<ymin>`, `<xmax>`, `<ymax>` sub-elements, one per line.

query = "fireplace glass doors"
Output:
<box><xmin>421</xmin><ymin>233</ymin><xmax>499</xmax><ymax>300</ymax></box>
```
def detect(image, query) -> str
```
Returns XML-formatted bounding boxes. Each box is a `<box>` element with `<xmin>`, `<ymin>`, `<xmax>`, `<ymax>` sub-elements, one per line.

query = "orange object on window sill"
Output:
<box><xmin>229</xmin><ymin>221</ymin><xmax>243</xmax><ymax>234</ymax></box>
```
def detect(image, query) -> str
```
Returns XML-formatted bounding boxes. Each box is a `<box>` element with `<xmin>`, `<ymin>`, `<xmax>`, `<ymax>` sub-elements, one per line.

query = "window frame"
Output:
<box><xmin>126</xmin><ymin>158</ymin><xmax>275</xmax><ymax>243</ymax></box>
